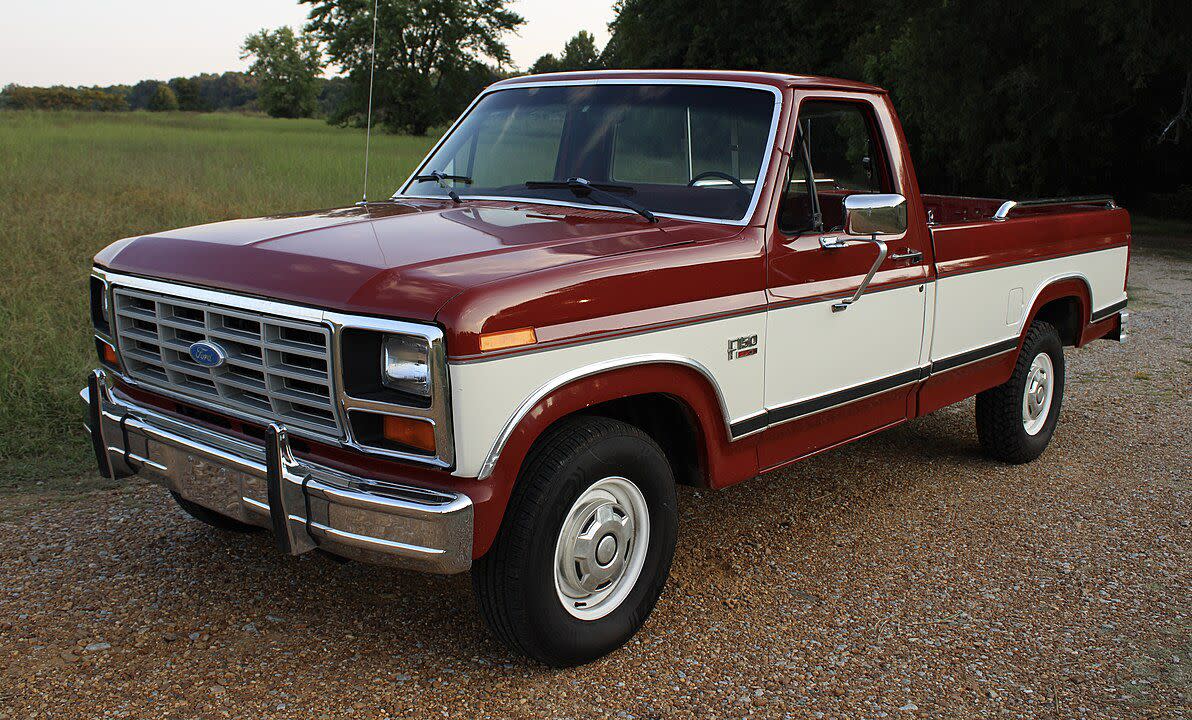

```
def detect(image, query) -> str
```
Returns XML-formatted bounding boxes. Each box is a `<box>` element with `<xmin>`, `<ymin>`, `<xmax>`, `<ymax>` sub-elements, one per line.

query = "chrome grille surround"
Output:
<box><xmin>93</xmin><ymin>269</ymin><xmax>455</xmax><ymax>470</ymax></box>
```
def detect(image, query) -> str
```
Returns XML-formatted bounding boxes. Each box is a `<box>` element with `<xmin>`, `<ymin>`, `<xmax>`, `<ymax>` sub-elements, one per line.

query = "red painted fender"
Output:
<box><xmin>470</xmin><ymin>362</ymin><xmax>758</xmax><ymax>558</ymax></box>
<box><xmin>1023</xmin><ymin>277</ymin><xmax>1092</xmax><ymax>343</ymax></box>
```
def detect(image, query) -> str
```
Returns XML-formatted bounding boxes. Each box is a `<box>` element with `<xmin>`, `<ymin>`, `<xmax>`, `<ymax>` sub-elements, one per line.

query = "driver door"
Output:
<box><xmin>759</xmin><ymin>96</ymin><xmax>931</xmax><ymax>469</ymax></box>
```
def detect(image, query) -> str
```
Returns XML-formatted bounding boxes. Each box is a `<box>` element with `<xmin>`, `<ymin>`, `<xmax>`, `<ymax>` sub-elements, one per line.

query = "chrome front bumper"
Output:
<box><xmin>82</xmin><ymin>370</ymin><xmax>473</xmax><ymax>573</ymax></box>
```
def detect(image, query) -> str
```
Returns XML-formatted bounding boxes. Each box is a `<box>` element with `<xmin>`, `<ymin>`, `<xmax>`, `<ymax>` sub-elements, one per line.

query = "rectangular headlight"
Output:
<box><xmin>334</xmin><ymin>318</ymin><xmax>452</xmax><ymax>467</ymax></box>
<box><xmin>381</xmin><ymin>334</ymin><xmax>430</xmax><ymax>397</ymax></box>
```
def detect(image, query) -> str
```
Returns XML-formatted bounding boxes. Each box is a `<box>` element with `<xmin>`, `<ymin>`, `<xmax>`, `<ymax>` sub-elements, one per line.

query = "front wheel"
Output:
<box><xmin>472</xmin><ymin>416</ymin><xmax>678</xmax><ymax>667</ymax></box>
<box><xmin>975</xmin><ymin>320</ymin><xmax>1066</xmax><ymax>463</ymax></box>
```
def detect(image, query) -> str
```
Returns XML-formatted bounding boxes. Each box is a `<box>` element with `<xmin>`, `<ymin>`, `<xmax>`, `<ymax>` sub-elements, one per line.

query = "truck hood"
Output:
<box><xmin>96</xmin><ymin>201</ymin><xmax>684</xmax><ymax>321</ymax></box>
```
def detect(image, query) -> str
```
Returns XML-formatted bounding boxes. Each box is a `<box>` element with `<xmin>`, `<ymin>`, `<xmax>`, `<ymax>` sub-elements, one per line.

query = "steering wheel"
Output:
<box><xmin>687</xmin><ymin>171</ymin><xmax>750</xmax><ymax>194</ymax></box>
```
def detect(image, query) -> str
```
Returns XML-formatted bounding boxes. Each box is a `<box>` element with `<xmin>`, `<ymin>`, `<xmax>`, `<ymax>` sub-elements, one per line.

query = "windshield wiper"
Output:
<box><xmin>524</xmin><ymin>178</ymin><xmax>657</xmax><ymax>223</ymax></box>
<box><xmin>412</xmin><ymin>170</ymin><xmax>472</xmax><ymax>204</ymax></box>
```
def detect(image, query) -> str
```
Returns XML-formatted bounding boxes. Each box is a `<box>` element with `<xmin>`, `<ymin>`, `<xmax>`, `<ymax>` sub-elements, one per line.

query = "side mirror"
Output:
<box><xmin>820</xmin><ymin>193</ymin><xmax>906</xmax><ymax>313</ymax></box>
<box><xmin>843</xmin><ymin>193</ymin><xmax>907</xmax><ymax>236</ymax></box>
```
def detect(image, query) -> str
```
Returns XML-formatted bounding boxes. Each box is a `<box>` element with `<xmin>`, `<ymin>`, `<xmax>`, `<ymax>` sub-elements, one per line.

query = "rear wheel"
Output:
<box><xmin>170</xmin><ymin>491</ymin><xmax>258</xmax><ymax>533</ymax></box>
<box><xmin>976</xmin><ymin>320</ymin><xmax>1065</xmax><ymax>463</ymax></box>
<box><xmin>473</xmin><ymin>416</ymin><xmax>678</xmax><ymax>667</ymax></box>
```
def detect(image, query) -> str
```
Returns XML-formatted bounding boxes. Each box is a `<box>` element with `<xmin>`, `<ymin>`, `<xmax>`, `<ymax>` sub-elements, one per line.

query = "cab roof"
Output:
<box><xmin>492</xmin><ymin>69</ymin><xmax>885</xmax><ymax>94</ymax></box>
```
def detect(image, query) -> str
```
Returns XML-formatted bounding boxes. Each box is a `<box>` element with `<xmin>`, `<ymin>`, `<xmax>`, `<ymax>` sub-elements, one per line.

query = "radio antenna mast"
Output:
<box><xmin>359</xmin><ymin>0</ymin><xmax>381</xmax><ymax>205</ymax></box>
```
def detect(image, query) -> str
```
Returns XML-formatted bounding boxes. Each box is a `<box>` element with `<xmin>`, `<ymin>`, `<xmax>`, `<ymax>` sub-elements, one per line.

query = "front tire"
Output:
<box><xmin>976</xmin><ymin>320</ymin><xmax>1066</xmax><ymax>464</ymax></box>
<box><xmin>473</xmin><ymin>416</ymin><xmax>678</xmax><ymax>667</ymax></box>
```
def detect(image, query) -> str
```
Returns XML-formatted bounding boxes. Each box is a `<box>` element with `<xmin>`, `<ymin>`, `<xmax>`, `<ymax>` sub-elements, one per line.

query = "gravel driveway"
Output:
<box><xmin>1</xmin><ymin>242</ymin><xmax>1188</xmax><ymax>720</ymax></box>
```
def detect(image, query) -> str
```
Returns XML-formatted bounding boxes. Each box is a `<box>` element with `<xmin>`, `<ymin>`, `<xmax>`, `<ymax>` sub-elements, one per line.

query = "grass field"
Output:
<box><xmin>0</xmin><ymin>111</ymin><xmax>435</xmax><ymax>488</ymax></box>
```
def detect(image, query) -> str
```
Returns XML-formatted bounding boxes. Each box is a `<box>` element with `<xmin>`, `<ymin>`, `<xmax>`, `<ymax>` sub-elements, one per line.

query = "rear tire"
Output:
<box><xmin>472</xmin><ymin>416</ymin><xmax>678</xmax><ymax>667</ymax></box>
<box><xmin>976</xmin><ymin>320</ymin><xmax>1065</xmax><ymax>464</ymax></box>
<box><xmin>170</xmin><ymin>491</ymin><xmax>258</xmax><ymax>533</ymax></box>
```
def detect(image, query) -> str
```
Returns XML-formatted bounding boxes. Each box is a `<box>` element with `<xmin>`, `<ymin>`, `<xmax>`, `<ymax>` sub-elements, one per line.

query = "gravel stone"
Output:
<box><xmin>0</xmin><ymin>243</ymin><xmax>1186</xmax><ymax>718</ymax></box>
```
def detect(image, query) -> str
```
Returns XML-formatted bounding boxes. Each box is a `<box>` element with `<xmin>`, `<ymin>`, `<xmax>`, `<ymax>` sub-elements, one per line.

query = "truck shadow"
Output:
<box><xmin>120</xmin><ymin>492</ymin><xmax>496</xmax><ymax>662</ymax></box>
<box><xmin>79</xmin><ymin>396</ymin><xmax>1015</xmax><ymax>682</ymax></box>
<box><xmin>125</xmin><ymin>403</ymin><xmax>988</xmax><ymax>669</ymax></box>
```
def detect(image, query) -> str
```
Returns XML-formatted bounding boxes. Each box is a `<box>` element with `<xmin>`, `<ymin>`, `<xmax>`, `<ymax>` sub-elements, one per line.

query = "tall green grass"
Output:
<box><xmin>0</xmin><ymin>111</ymin><xmax>435</xmax><ymax>487</ymax></box>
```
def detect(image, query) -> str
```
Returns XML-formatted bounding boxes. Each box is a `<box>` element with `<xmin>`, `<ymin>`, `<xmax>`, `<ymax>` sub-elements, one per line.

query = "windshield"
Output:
<box><xmin>399</xmin><ymin>83</ymin><xmax>779</xmax><ymax>222</ymax></box>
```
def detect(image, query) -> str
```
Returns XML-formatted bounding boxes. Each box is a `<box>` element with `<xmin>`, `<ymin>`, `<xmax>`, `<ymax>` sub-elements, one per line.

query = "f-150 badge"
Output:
<box><xmin>728</xmin><ymin>334</ymin><xmax>759</xmax><ymax>360</ymax></box>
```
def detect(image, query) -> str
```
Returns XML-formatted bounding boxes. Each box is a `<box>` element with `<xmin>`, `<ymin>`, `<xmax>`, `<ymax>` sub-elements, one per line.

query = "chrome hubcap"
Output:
<box><xmin>1022</xmin><ymin>352</ymin><xmax>1055</xmax><ymax>435</ymax></box>
<box><xmin>554</xmin><ymin>476</ymin><xmax>650</xmax><ymax>620</ymax></box>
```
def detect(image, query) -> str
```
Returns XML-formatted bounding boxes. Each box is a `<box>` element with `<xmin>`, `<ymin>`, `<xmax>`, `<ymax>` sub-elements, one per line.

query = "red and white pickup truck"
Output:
<box><xmin>84</xmin><ymin>70</ymin><xmax>1130</xmax><ymax>666</ymax></box>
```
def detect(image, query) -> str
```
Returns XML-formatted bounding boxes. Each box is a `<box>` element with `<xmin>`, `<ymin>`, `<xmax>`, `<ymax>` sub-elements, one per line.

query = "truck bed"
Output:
<box><xmin>925</xmin><ymin>194</ymin><xmax>1129</xmax><ymax>277</ymax></box>
<box><xmin>918</xmin><ymin>193</ymin><xmax>1130</xmax><ymax>414</ymax></box>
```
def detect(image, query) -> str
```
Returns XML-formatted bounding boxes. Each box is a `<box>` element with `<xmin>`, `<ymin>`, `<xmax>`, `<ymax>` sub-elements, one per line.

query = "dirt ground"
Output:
<box><xmin>1</xmin><ymin>242</ymin><xmax>1187</xmax><ymax>719</ymax></box>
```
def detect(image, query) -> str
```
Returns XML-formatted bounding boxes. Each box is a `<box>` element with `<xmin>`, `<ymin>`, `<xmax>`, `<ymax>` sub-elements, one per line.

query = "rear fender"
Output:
<box><xmin>918</xmin><ymin>276</ymin><xmax>1091</xmax><ymax>415</ymax></box>
<box><xmin>1021</xmin><ymin>276</ymin><xmax>1092</xmax><ymax>346</ymax></box>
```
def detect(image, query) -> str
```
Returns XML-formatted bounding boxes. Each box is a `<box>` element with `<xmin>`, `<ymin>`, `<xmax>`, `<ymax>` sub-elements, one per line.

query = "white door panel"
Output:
<box><xmin>764</xmin><ymin>283</ymin><xmax>926</xmax><ymax>409</ymax></box>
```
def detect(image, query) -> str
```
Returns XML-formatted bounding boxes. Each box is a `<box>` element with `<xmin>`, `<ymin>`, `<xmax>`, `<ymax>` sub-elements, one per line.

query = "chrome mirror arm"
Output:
<box><xmin>820</xmin><ymin>233</ymin><xmax>888</xmax><ymax>312</ymax></box>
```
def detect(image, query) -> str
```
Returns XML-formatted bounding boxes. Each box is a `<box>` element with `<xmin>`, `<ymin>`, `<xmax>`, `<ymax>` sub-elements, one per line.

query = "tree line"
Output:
<box><xmin>2</xmin><ymin>0</ymin><xmax>1188</xmax><ymax>213</ymax></box>
<box><xmin>0</xmin><ymin>71</ymin><xmax>350</xmax><ymax>116</ymax></box>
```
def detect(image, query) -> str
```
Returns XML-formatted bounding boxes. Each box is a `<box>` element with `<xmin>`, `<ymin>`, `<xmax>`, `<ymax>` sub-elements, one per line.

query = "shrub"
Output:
<box><xmin>146</xmin><ymin>83</ymin><xmax>179</xmax><ymax>112</ymax></box>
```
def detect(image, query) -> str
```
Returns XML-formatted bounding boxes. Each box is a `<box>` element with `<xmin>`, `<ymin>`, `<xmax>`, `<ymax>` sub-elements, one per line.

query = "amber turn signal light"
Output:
<box><xmin>382</xmin><ymin>415</ymin><xmax>436</xmax><ymax>454</ymax></box>
<box><xmin>478</xmin><ymin>327</ymin><xmax>537</xmax><ymax>352</ymax></box>
<box><xmin>98</xmin><ymin>340</ymin><xmax>120</xmax><ymax>369</ymax></box>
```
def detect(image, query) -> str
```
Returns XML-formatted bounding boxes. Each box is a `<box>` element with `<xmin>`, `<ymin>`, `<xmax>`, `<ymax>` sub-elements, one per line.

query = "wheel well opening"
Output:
<box><xmin>1034</xmin><ymin>296</ymin><xmax>1082</xmax><ymax>346</ymax></box>
<box><xmin>581</xmin><ymin>394</ymin><xmax>706</xmax><ymax>487</ymax></box>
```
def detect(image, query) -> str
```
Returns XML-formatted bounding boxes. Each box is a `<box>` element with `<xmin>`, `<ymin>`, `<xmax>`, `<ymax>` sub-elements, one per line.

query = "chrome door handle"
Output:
<box><xmin>891</xmin><ymin>249</ymin><xmax>923</xmax><ymax>263</ymax></box>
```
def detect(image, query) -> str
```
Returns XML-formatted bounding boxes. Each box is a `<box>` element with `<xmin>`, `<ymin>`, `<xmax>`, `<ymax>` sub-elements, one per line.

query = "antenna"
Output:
<box><xmin>359</xmin><ymin>0</ymin><xmax>381</xmax><ymax>206</ymax></box>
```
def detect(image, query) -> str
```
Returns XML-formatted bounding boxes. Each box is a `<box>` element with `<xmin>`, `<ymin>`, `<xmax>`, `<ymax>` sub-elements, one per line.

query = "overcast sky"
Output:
<box><xmin>0</xmin><ymin>0</ymin><xmax>617</xmax><ymax>87</ymax></box>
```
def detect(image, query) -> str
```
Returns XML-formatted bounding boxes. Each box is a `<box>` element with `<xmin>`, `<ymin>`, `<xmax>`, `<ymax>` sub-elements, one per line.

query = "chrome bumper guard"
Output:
<box><xmin>82</xmin><ymin>370</ymin><xmax>473</xmax><ymax>574</ymax></box>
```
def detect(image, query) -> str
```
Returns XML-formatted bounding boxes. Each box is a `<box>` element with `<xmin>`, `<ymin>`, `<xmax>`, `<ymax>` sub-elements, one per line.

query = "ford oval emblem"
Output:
<box><xmin>188</xmin><ymin>340</ymin><xmax>227</xmax><ymax>368</ymax></box>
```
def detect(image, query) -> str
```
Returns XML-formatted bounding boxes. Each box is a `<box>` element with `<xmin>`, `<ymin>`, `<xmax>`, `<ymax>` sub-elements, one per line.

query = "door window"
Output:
<box><xmin>778</xmin><ymin>101</ymin><xmax>892</xmax><ymax>233</ymax></box>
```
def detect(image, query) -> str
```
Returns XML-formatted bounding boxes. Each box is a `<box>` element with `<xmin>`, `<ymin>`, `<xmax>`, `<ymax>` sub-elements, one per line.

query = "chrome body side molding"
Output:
<box><xmin>993</xmin><ymin>195</ymin><xmax>1116</xmax><ymax>221</ymax></box>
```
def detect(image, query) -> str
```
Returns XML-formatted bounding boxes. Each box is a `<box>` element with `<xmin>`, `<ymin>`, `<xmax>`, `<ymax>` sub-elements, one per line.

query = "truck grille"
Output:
<box><xmin>111</xmin><ymin>288</ymin><xmax>342</xmax><ymax>438</ymax></box>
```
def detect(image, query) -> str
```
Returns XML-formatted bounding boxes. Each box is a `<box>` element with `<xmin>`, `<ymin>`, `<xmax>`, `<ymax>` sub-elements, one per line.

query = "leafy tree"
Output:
<box><xmin>301</xmin><ymin>0</ymin><xmax>524</xmax><ymax>135</ymax></box>
<box><xmin>603</xmin><ymin>0</ymin><xmax>811</xmax><ymax>72</ymax></box>
<box><xmin>127</xmin><ymin>80</ymin><xmax>163</xmax><ymax>110</ymax></box>
<box><xmin>603</xmin><ymin>0</ymin><xmax>1192</xmax><ymax>207</ymax></box>
<box><xmin>856</xmin><ymin>1</ymin><xmax>1192</xmax><ymax>199</ymax></box>
<box><xmin>168</xmin><ymin>76</ymin><xmax>207</xmax><ymax>111</ymax></box>
<box><xmin>318</xmin><ymin>76</ymin><xmax>352</xmax><ymax>117</ymax></box>
<box><xmin>146</xmin><ymin>82</ymin><xmax>179</xmax><ymax>112</ymax></box>
<box><xmin>196</xmin><ymin>72</ymin><xmax>259</xmax><ymax>111</ymax></box>
<box><xmin>241</xmin><ymin>26</ymin><xmax>325</xmax><ymax>118</ymax></box>
<box><xmin>529</xmin><ymin>30</ymin><xmax>603</xmax><ymax>75</ymax></box>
